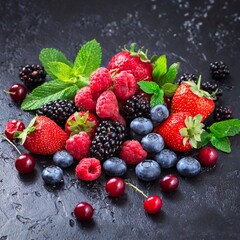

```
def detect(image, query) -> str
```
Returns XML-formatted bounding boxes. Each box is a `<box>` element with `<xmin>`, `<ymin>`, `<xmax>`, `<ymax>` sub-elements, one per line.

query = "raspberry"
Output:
<box><xmin>89</xmin><ymin>67</ymin><xmax>112</xmax><ymax>94</ymax></box>
<box><xmin>96</xmin><ymin>90</ymin><xmax>119</xmax><ymax>120</ymax></box>
<box><xmin>113</xmin><ymin>71</ymin><xmax>137</xmax><ymax>100</ymax></box>
<box><xmin>65</xmin><ymin>132</ymin><xmax>91</xmax><ymax>161</ymax></box>
<box><xmin>75</xmin><ymin>158</ymin><xmax>101</xmax><ymax>181</ymax></box>
<box><xmin>74</xmin><ymin>86</ymin><xmax>98</xmax><ymax>111</ymax></box>
<box><xmin>120</xmin><ymin>140</ymin><xmax>147</xmax><ymax>164</ymax></box>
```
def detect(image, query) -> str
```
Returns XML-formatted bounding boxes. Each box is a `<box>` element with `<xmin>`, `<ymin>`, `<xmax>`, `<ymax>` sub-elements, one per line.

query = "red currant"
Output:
<box><xmin>5</xmin><ymin>120</ymin><xmax>25</xmax><ymax>140</ymax></box>
<box><xmin>198</xmin><ymin>147</ymin><xmax>218</xmax><ymax>167</ymax></box>
<box><xmin>74</xmin><ymin>202</ymin><xmax>94</xmax><ymax>222</ymax></box>
<box><xmin>160</xmin><ymin>174</ymin><xmax>179</xmax><ymax>193</ymax></box>
<box><xmin>15</xmin><ymin>154</ymin><xmax>35</xmax><ymax>174</ymax></box>
<box><xmin>8</xmin><ymin>83</ymin><xmax>27</xmax><ymax>101</ymax></box>
<box><xmin>105</xmin><ymin>177</ymin><xmax>125</xmax><ymax>197</ymax></box>
<box><xmin>144</xmin><ymin>195</ymin><xmax>162</xmax><ymax>214</ymax></box>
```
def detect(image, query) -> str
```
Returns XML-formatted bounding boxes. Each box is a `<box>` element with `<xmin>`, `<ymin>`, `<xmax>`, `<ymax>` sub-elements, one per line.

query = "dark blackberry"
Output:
<box><xmin>209</xmin><ymin>61</ymin><xmax>230</xmax><ymax>80</ymax></box>
<box><xmin>213</xmin><ymin>106</ymin><xmax>232</xmax><ymax>122</ymax></box>
<box><xmin>175</xmin><ymin>73</ymin><xmax>197</xmax><ymax>85</ymax></box>
<box><xmin>201</xmin><ymin>81</ymin><xmax>223</xmax><ymax>99</ymax></box>
<box><xmin>90</xmin><ymin>120</ymin><xmax>126</xmax><ymax>161</ymax></box>
<box><xmin>37</xmin><ymin>99</ymin><xmax>78</xmax><ymax>128</ymax></box>
<box><xmin>121</xmin><ymin>94</ymin><xmax>150</xmax><ymax>119</ymax></box>
<box><xmin>19</xmin><ymin>64</ymin><xmax>46</xmax><ymax>90</ymax></box>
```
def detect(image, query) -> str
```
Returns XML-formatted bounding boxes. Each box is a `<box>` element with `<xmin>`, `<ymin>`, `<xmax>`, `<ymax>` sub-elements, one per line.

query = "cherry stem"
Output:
<box><xmin>3</xmin><ymin>90</ymin><xmax>15</xmax><ymax>95</ymax></box>
<box><xmin>0</xmin><ymin>134</ymin><xmax>22</xmax><ymax>155</ymax></box>
<box><xmin>125</xmin><ymin>181</ymin><xmax>148</xmax><ymax>198</ymax></box>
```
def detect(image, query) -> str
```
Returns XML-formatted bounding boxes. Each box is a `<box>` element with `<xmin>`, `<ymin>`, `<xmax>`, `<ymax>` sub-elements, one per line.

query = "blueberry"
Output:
<box><xmin>130</xmin><ymin>129</ymin><xmax>144</xmax><ymax>141</ymax></box>
<box><xmin>154</xmin><ymin>149</ymin><xmax>177</xmax><ymax>168</ymax></box>
<box><xmin>141</xmin><ymin>133</ymin><xmax>164</xmax><ymax>153</ymax></box>
<box><xmin>135</xmin><ymin>160</ymin><xmax>161</xmax><ymax>181</ymax></box>
<box><xmin>103</xmin><ymin>157</ymin><xmax>127</xmax><ymax>176</ymax></box>
<box><xmin>150</xmin><ymin>104</ymin><xmax>169</xmax><ymax>123</ymax></box>
<box><xmin>176</xmin><ymin>157</ymin><xmax>201</xmax><ymax>177</ymax></box>
<box><xmin>53</xmin><ymin>150</ymin><xmax>74</xmax><ymax>168</ymax></box>
<box><xmin>42</xmin><ymin>166</ymin><xmax>63</xmax><ymax>185</ymax></box>
<box><xmin>130</xmin><ymin>117</ymin><xmax>153</xmax><ymax>135</ymax></box>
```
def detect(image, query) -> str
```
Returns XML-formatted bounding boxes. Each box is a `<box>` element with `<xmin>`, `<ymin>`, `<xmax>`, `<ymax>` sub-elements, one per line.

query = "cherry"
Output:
<box><xmin>105</xmin><ymin>177</ymin><xmax>125</xmax><ymax>197</ymax></box>
<box><xmin>74</xmin><ymin>202</ymin><xmax>94</xmax><ymax>222</ymax></box>
<box><xmin>144</xmin><ymin>195</ymin><xmax>162</xmax><ymax>214</ymax></box>
<box><xmin>198</xmin><ymin>147</ymin><xmax>218</xmax><ymax>167</ymax></box>
<box><xmin>160</xmin><ymin>174</ymin><xmax>179</xmax><ymax>193</ymax></box>
<box><xmin>8</xmin><ymin>83</ymin><xmax>27</xmax><ymax>101</ymax></box>
<box><xmin>5</xmin><ymin>120</ymin><xmax>25</xmax><ymax>140</ymax></box>
<box><xmin>15</xmin><ymin>154</ymin><xmax>35</xmax><ymax>174</ymax></box>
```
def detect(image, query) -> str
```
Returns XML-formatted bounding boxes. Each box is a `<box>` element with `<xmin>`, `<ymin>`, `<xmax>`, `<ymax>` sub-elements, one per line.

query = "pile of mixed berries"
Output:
<box><xmin>2</xmin><ymin>43</ymin><xmax>235</xmax><ymax>221</ymax></box>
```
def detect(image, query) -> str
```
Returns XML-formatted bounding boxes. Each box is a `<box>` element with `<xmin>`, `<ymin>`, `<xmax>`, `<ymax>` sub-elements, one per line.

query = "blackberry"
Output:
<box><xmin>201</xmin><ymin>81</ymin><xmax>223</xmax><ymax>99</ymax></box>
<box><xmin>90</xmin><ymin>120</ymin><xmax>126</xmax><ymax>161</ymax></box>
<box><xmin>121</xmin><ymin>94</ymin><xmax>150</xmax><ymax>119</ymax></box>
<box><xmin>37</xmin><ymin>99</ymin><xmax>78</xmax><ymax>128</ymax></box>
<box><xmin>19</xmin><ymin>64</ymin><xmax>46</xmax><ymax>90</ymax></box>
<box><xmin>213</xmin><ymin>106</ymin><xmax>232</xmax><ymax>122</ymax></box>
<box><xmin>175</xmin><ymin>73</ymin><xmax>197</xmax><ymax>85</ymax></box>
<box><xmin>209</xmin><ymin>61</ymin><xmax>230</xmax><ymax>80</ymax></box>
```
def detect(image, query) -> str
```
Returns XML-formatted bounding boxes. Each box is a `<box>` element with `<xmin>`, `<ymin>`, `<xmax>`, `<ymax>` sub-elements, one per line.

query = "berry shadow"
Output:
<box><xmin>18</xmin><ymin>169</ymin><xmax>39</xmax><ymax>184</ymax></box>
<box><xmin>145</xmin><ymin>209</ymin><xmax>167</xmax><ymax>223</ymax></box>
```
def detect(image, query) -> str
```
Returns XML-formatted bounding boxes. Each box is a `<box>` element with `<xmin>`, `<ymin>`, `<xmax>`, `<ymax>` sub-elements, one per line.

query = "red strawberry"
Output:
<box><xmin>107</xmin><ymin>43</ymin><xmax>153</xmax><ymax>82</ymax></box>
<box><xmin>155</xmin><ymin>112</ymin><xmax>205</xmax><ymax>152</ymax></box>
<box><xmin>65</xmin><ymin>111</ymin><xmax>98</xmax><ymax>139</ymax></box>
<box><xmin>171</xmin><ymin>77</ymin><xmax>215</xmax><ymax>121</ymax></box>
<box><xmin>5</xmin><ymin>119</ymin><xmax>25</xmax><ymax>140</ymax></box>
<box><xmin>16</xmin><ymin>116</ymin><xmax>68</xmax><ymax>155</ymax></box>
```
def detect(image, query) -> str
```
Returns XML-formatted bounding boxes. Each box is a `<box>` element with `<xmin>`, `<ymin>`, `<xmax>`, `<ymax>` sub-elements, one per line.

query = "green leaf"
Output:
<box><xmin>150</xmin><ymin>89</ymin><xmax>164</xmax><ymax>107</ymax></box>
<box><xmin>152</xmin><ymin>55</ymin><xmax>167</xmax><ymax>84</ymax></box>
<box><xmin>164</xmin><ymin>62</ymin><xmax>180</xmax><ymax>84</ymax></box>
<box><xmin>210</xmin><ymin>136</ymin><xmax>231</xmax><ymax>153</ymax></box>
<box><xmin>209</xmin><ymin>119</ymin><xmax>240</xmax><ymax>138</ymax></box>
<box><xmin>47</xmin><ymin>62</ymin><xmax>73</xmax><ymax>82</ymax></box>
<box><xmin>73</xmin><ymin>39</ymin><xmax>101</xmax><ymax>76</ymax></box>
<box><xmin>197</xmin><ymin>131</ymin><xmax>210</xmax><ymax>148</ymax></box>
<box><xmin>161</xmin><ymin>83</ymin><xmax>178</xmax><ymax>97</ymax></box>
<box><xmin>138</xmin><ymin>81</ymin><xmax>159</xmax><ymax>94</ymax></box>
<box><xmin>39</xmin><ymin>48</ymin><xmax>73</xmax><ymax>79</ymax></box>
<box><xmin>21</xmin><ymin>80</ymin><xmax>79</xmax><ymax>110</ymax></box>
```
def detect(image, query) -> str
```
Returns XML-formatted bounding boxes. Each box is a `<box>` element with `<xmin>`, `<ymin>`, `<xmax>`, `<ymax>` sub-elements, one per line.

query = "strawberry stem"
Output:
<box><xmin>125</xmin><ymin>181</ymin><xmax>148</xmax><ymax>198</ymax></box>
<box><xmin>0</xmin><ymin>134</ymin><xmax>22</xmax><ymax>155</ymax></box>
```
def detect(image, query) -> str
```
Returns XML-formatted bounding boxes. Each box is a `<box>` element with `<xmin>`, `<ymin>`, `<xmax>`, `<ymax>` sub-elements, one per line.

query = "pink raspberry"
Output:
<box><xmin>65</xmin><ymin>132</ymin><xmax>91</xmax><ymax>161</ymax></box>
<box><xmin>75</xmin><ymin>158</ymin><xmax>101</xmax><ymax>181</ymax></box>
<box><xmin>111</xmin><ymin>113</ymin><xmax>126</xmax><ymax>126</ymax></box>
<box><xmin>74</xmin><ymin>86</ymin><xmax>97</xmax><ymax>111</ymax></box>
<box><xmin>89</xmin><ymin>67</ymin><xmax>112</xmax><ymax>94</ymax></box>
<box><xmin>113</xmin><ymin>71</ymin><xmax>137</xmax><ymax>100</ymax></box>
<box><xmin>120</xmin><ymin>140</ymin><xmax>147</xmax><ymax>164</ymax></box>
<box><xmin>96</xmin><ymin>90</ymin><xmax>119</xmax><ymax>119</ymax></box>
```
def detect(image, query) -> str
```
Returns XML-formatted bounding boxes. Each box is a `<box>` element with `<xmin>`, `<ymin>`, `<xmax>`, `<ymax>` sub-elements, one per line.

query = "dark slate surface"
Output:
<box><xmin>0</xmin><ymin>0</ymin><xmax>240</xmax><ymax>239</ymax></box>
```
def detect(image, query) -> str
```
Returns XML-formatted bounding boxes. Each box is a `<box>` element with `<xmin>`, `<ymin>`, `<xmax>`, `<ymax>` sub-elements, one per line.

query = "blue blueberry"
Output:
<box><xmin>130</xmin><ymin>117</ymin><xmax>153</xmax><ymax>136</ymax></box>
<box><xmin>141</xmin><ymin>133</ymin><xmax>164</xmax><ymax>153</ymax></box>
<box><xmin>53</xmin><ymin>150</ymin><xmax>74</xmax><ymax>168</ymax></box>
<box><xmin>154</xmin><ymin>149</ymin><xmax>178</xmax><ymax>168</ymax></box>
<box><xmin>176</xmin><ymin>157</ymin><xmax>201</xmax><ymax>177</ymax></box>
<box><xmin>135</xmin><ymin>160</ymin><xmax>161</xmax><ymax>181</ymax></box>
<box><xmin>150</xmin><ymin>104</ymin><xmax>169</xmax><ymax>123</ymax></box>
<box><xmin>42</xmin><ymin>166</ymin><xmax>63</xmax><ymax>185</ymax></box>
<box><xmin>130</xmin><ymin>129</ymin><xmax>144</xmax><ymax>141</ymax></box>
<box><xmin>103</xmin><ymin>157</ymin><xmax>127</xmax><ymax>176</ymax></box>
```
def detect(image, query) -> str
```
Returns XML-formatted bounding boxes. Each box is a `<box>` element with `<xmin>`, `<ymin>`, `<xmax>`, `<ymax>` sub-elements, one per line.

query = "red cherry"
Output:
<box><xmin>198</xmin><ymin>147</ymin><xmax>218</xmax><ymax>167</ymax></box>
<box><xmin>105</xmin><ymin>177</ymin><xmax>125</xmax><ymax>197</ymax></box>
<box><xmin>15</xmin><ymin>154</ymin><xmax>35</xmax><ymax>174</ymax></box>
<box><xmin>74</xmin><ymin>202</ymin><xmax>94</xmax><ymax>222</ymax></box>
<box><xmin>8</xmin><ymin>83</ymin><xmax>27</xmax><ymax>101</ymax></box>
<box><xmin>144</xmin><ymin>195</ymin><xmax>162</xmax><ymax>214</ymax></box>
<box><xmin>5</xmin><ymin>120</ymin><xmax>25</xmax><ymax>140</ymax></box>
<box><xmin>160</xmin><ymin>174</ymin><xmax>179</xmax><ymax>193</ymax></box>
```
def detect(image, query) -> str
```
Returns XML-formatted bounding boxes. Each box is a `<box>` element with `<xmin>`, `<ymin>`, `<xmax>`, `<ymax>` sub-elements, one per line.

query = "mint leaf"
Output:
<box><xmin>39</xmin><ymin>48</ymin><xmax>73</xmax><ymax>79</ymax></box>
<box><xmin>21</xmin><ymin>80</ymin><xmax>79</xmax><ymax>110</ymax></box>
<box><xmin>73</xmin><ymin>39</ymin><xmax>101</xmax><ymax>76</ymax></box>
<box><xmin>161</xmin><ymin>83</ymin><xmax>178</xmax><ymax>97</ymax></box>
<box><xmin>152</xmin><ymin>55</ymin><xmax>167</xmax><ymax>84</ymax></box>
<box><xmin>197</xmin><ymin>131</ymin><xmax>211</xmax><ymax>148</ymax></box>
<box><xmin>138</xmin><ymin>81</ymin><xmax>159</xmax><ymax>94</ymax></box>
<box><xmin>209</xmin><ymin>119</ymin><xmax>240</xmax><ymax>138</ymax></box>
<box><xmin>47</xmin><ymin>62</ymin><xmax>73</xmax><ymax>82</ymax></box>
<box><xmin>150</xmin><ymin>88</ymin><xmax>164</xmax><ymax>107</ymax></box>
<box><xmin>210</xmin><ymin>136</ymin><xmax>231</xmax><ymax>153</ymax></box>
<box><xmin>164</xmin><ymin>62</ymin><xmax>180</xmax><ymax>84</ymax></box>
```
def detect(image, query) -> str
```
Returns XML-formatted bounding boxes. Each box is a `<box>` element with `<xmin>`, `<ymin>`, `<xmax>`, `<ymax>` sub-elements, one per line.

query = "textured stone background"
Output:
<box><xmin>0</xmin><ymin>0</ymin><xmax>240</xmax><ymax>239</ymax></box>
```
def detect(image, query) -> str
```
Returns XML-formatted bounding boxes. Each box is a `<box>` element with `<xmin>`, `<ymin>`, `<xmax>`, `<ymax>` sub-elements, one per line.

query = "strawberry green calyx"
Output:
<box><xmin>179</xmin><ymin>114</ymin><xmax>205</xmax><ymax>148</ymax></box>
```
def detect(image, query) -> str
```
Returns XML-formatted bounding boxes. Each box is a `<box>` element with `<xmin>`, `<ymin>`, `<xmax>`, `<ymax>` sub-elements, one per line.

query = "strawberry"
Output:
<box><xmin>107</xmin><ymin>43</ymin><xmax>153</xmax><ymax>82</ymax></box>
<box><xmin>15</xmin><ymin>116</ymin><xmax>68</xmax><ymax>155</ymax></box>
<box><xmin>171</xmin><ymin>76</ymin><xmax>215</xmax><ymax>121</ymax></box>
<box><xmin>155</xmin><ymin>112</ymin><xmax>205</xmax><ymax>152</ymax></box>
<box><xmin>65</xmin><ymin>111</ymin><xmax>99</xmax><ymax>139</ymax></box>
